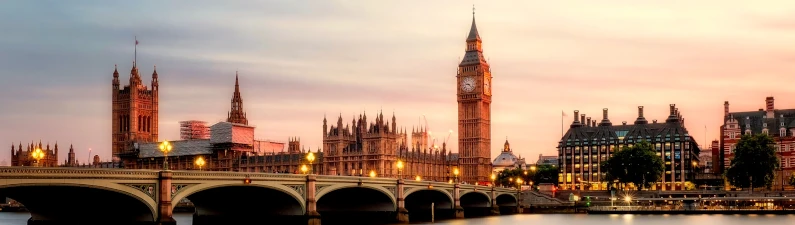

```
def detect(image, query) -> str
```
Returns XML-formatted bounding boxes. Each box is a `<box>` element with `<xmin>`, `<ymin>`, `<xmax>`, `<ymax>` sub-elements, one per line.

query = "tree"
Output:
<box><xmin>532</xmin><ymin>164</ymin><xmax>559</xmax><ymax>184</ymax></box>
<box><xmin>496</xmin><ymin>168</ymin><xmax>523</xmax><ymax>187</ymax></box>
<box><xmin>726</xmin><ymin>134</ymin><xmax>779</xmax><ymax>189</ymax></box>
<box><xmin>601</xmin><ymin>141</ymin><xmax>664</xmax><ymax>190</ymax></box>
<box><xmin>789</xmin><ymin>173</ymin><xmax>795</xmax><ymax>187</ymax></box>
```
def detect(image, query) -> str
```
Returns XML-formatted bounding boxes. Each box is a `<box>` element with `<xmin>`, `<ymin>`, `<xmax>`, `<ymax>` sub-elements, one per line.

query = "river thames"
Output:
<box><xmin>1</xmin><ymin>213</ymin><xmax>795</xmax><ymax>225</ymax></box>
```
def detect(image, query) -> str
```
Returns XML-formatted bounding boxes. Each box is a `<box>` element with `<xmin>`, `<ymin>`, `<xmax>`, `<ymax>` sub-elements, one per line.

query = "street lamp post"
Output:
<box><xmin>396</xmin><ymin>160</ymin><xmax>404</xmax><ymax>179</ymax></box>
<box><xmin>490</xmin><ymin>174</ymin><xmax>496</xmax><ymax>187</ymax></box>
<box><xmin>159</xmin><ymin>140</ymin><xmax>173</xmax><ymax>170</ymax></box>
<box><xmin>194</xmin><ymin>156</ymin><xmax>206</xmax><ymax>171</ymax></box>
<box><xmin>369</xmin><ymin>170</ymin><xmax>376</xmax><ymax>178</ymax></box>
<box><xmin>415</xmin><ymin>175</ymin><xmax>422</xmax><ymax>181</ymax></box>
<box><xmin>453</xmin><ymin>167</ymin><xmax>460</xmax><ymax>183</ymax></box>
<box><xmin>301</xmin><ymin>164</ymin><xmax>308</xmax><ymax>174</ymax></box>
<box><xmin>31</xmin><ymin>148</ymin><xmax>45</xmax><ymax>167</ymax></box>
<box><xmin>306</xmin><ymin>152</ymin><xmax>315</xmax><ymax>174</ymax></box>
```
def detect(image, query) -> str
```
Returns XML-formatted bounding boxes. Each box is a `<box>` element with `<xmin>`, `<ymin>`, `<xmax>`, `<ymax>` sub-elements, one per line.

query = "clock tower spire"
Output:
<box><xmin>456</xmin><ymin>11</ymin><xmax>492</xmax><ymax>184</ymax></box>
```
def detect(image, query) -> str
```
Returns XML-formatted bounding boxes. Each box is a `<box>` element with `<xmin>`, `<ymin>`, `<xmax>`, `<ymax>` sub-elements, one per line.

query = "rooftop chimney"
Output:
<box><xmin>666</xmin><ymin>104</ymin><xmax>680</xmax><ymax>123</ymax></box>
<box><xmin>586</xmin><ymin>117</ymin><xmax>591</xmax><ymax>127</ymax></box>
<box><xmin>599</xmin><ymin>108</ymin><xmax>612</xmax><ymax>126</ymax></box>
<box><xmin>653</xmin><ymin>119</ymin><xmax>657</xmax><ymax>124</ymax></box>
<box><xmin>570</xmin><ymin>110</ymin><xmax>582</xmax><ymax>128</ymax></box>
<box><xmin>634</xmin><ymin>106</ymin><xmax>648</xmax><ymax>125</ymax></box>
<box><xmin>622</xmin><ymin>121</ymin><xmax>627</xmax><ymax>125</ymax></box>
<box><xmin>724</xmin><ymin>101</ymin><xmax>730</xmax><ymax>118</ymax></box>
<box><xmin>581</xmin><ymin>114</ymin><xmax>586</xmax><ymax>126</ymax></box>
<box><xmin>766</xmin><ymin>97</ymin><xmax>775</xmax><ymax>118</ymax></box>
<box><xmin>592</xmin><ymin>120</ymin><xmax>596</xmax><ymax>127</ymax></box>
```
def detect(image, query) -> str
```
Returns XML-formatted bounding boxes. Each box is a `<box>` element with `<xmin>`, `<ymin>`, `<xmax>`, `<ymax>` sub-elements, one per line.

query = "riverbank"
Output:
<box><xmin>587</xmin><ymin>209</ymin><xmax>795</xmax><ymax>215</ymax></box>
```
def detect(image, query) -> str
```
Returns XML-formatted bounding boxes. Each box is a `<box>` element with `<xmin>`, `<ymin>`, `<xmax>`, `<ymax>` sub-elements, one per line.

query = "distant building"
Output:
<box><xmin>322</xmin><ymin>113</ymin><xmax>459</xmax><ymax>182</ymax></box>
<box><xmin>10</xmin><ymin>141</ymin><xmax>59</xmax><ymax>167</ymax></box>
<box><xmin>698</xmin><ymin>151</ymin><xmax>712</xmax><ymax>173</ymax></box>
<box><xmin>111</xmin><ymin>63</ymin><xmax>159</xmax><ymax>163</ymax></box>
<box><xmin>558</xmin><ymin>105</ymin><xmax>701</xmax><ymax>191</ymax></box>
<box><xmin>492</xmin><ymin>139</ymin><xmax>525</xmax><ymax>173</ymax></box>
<box><xmin>180</xmin><ymin>120</ymin><xmax>210</xmax><ymax>140</ymax></box>
<box><xmin>721</xmin><ymin>97</ymin><xmax>795</xmax><ymax>190</ymax></box>
<box><xmin>536</xmin><ymin>154</ymin><xmax>558</xmax><ymax>167</ymax></box>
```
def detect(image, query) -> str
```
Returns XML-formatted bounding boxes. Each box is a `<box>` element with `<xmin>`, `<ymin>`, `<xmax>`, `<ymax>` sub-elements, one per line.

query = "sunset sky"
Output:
<box><xmin>2</xmin><ymin>0</ymin><xmax>795</xmax><ymax>165</ymax></box>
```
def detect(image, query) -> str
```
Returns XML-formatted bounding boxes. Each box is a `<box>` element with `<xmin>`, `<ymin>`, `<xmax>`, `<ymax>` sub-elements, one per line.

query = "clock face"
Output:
<box><xmin>461</xmin><ymin>77</ymin><xmax>476</xmax><ymax>92</ymax></box>
<box><xmin>484</xmin><ymin>77</ymin><xmax>491</xmax><ymax>95</ymax></box>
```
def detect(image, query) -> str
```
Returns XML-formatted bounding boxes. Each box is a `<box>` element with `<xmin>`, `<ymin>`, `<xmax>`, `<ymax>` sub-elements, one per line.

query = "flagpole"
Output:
<box><xmin>134</xmin><ymin>36</ymin><xmax>137</xmax><ymax>66</ymax></box>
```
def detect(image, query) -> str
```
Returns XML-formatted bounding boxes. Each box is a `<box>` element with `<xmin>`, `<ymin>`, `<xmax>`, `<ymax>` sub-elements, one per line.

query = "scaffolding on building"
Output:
<box><xmin>180</xmin><ymin>120</ymin><xmax>210</xmax><ymax>140</ymax></box>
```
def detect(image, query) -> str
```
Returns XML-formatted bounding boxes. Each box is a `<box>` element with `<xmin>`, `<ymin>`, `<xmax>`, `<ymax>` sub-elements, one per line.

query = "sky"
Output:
<box><xmin>2</xmin><ymin>0</ymin><xmax>795</xmax><ymax>165</ymax></box>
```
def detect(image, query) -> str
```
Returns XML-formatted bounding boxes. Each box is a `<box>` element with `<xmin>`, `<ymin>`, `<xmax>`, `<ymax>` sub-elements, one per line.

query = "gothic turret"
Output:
<box><xmin>226</xmin><ymin>72</ymin><xmax>248</xmax><ymax>125</ymax></box>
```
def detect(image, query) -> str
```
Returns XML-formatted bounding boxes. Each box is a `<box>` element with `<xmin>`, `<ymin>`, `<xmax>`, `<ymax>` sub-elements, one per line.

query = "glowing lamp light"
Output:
<box><xmin>369</xmin><ymin>170</ymin><xmax>376</xmax><ymax>178</ymax></box>
<box><xmin>244</xmin><ymin>178</ymin><xmax>252</xmax><ymax>184</ymax></box>
<box><xmin>415</xmin><ymin>175</ymin><xmax>421</xmax><ymax>181</ymax></box>
<box><xmin>301</xmin><ymin>164</ymin><xmax>308</xmax><ymax>174</ymax></box>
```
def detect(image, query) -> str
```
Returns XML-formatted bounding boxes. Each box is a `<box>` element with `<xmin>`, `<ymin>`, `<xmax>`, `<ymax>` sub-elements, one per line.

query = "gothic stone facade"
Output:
<box><xmin>721</xmin><ymin>97</ymin><xmax>795</xmax><ymax>190</ymax></box>
<box><xmin>457</xmin><ymin>13</ymin><xmax>493</xmax><ymax>184</ymax></box>
<box><xmin>322</xmin><ymin>113</ymin><xmax>458</xmax><ymax>181</ymax></box>
<box><xmin>558</xmin><ymin>105</ymin><xmax>701</xmax><ymax>191</ymax></box>
<box><xmin>112</xmin><ymin>63</ymin><xmax>159</xmax><ymax>166</ymax></box>
<box><xmin>10</xmin><ymin>141</ymin><xmax>59</xmax><ymax>167</ymax></box>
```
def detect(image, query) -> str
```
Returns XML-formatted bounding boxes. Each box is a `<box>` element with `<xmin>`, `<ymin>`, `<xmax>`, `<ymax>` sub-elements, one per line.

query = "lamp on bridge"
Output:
<box><xmin>396</xmin><ymin>160</ymin><xmax>404</xmax><ymax>179</ymax></box>
<box><xmin>415</xmin><ymin>175</ymin><xmax>421</xmax><ymax>181</ymax></box>
<box><xmin>490</xmin><ymin>173</ymin><xmax>496</xmax><ymax>187</ymax></box>
<box><xmin>31</xmin><ymin>148</ymin><xmax>45</xmax><ymax>167</ymax></box>
<box><xmin>516</xmin><ymin>178</ymin><xmax>523</xmax><ymax>189</ymax></box>
<box><xmin>530</xmin><ymin>166</ymin><xmax>536</xmax><ymax>171</ymax></box>
<box><xmin>369</xmin><ymin>170</ymin><xmax>376</xmax><ymax>178</ymax></box>
<box><xmin>453</xmin><ymin>167</ymin><xmax>460</xmax><ymax>183</ymax></box>
<box><xmin>158</xmin><ymin>140</ymin><xmax>173</xmax><ymax>170</ymax></box>
<box><xmin>306</xmin><ymin>152</ymin><xmax>315</xmax><ymax>174</ymax></box>
<box><xmin>194</xmin><ymin>156</ymin><xmax>206</xmax><ymax>171</ymax></box>
<box><xmin>301</xmin><ymin>164</ymin><xmax>308</xmax><ymax>174</ymax></box>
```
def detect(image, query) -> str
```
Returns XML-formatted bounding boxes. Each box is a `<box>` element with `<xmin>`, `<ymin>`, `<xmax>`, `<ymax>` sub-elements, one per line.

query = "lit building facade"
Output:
<box><xmin>491</xmin><ymin>139</ymin><xmax>526</xmax><ymax>173</ymax></box>
<box><xmin>558</xmin><ymin>105</ymin><xmax>701</xmax><ymax>191</ymax></box>
<box><xmin>721</xmin><ymin>97</ymin><xmax>795</xmax><ymax>190</ymax></box>
<box><xmin>10</xmin><ymin>141</ymin><xmax>59</xmax><ymax>167</ymax></box>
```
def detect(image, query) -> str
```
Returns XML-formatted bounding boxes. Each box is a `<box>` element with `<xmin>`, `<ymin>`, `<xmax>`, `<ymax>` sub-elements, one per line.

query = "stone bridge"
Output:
<box><xmin>0</xmin><ymin>167</ymin><xmax>519</xmax><ymax>225</ymax></box>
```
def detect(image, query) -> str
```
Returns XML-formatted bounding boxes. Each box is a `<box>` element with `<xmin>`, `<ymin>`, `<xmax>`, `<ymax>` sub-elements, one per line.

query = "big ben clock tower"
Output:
<box><xmin>457</xmin><ymin>11</ymin><xmax>491</xmax><ymax>184</ymax></box>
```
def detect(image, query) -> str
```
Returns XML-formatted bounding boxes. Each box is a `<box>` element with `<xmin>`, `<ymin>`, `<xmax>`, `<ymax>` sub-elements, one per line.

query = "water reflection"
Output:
<box><xmin>0</xmin><ymin>212</ymin><xmax>793</xmax><ymax>225</ymax></box>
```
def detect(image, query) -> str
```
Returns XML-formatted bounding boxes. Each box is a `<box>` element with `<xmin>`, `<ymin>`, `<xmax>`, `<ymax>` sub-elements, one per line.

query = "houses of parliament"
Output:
<box><xmin>9</xmin><ymin>13</ymin><xmax>495</xmax><ymax>184</ymax></box>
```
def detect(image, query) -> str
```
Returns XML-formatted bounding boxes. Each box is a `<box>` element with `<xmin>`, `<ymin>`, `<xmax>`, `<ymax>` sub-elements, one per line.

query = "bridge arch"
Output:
<box><xmin>460</xmin><ymin>191</ymin><xmax>491</xmax><ymax>208</ymax></box>
<box><xmin>316</xmin><ymin>184</ymin><xmax>396</xmax><ymax>211</ymax></box>
<box><xmin>0</xmin><ymin>182</ymin><xmax>157</xmax><ymax>223</ymax></box>
<box><xmin>496</xmin><ymin>193</ymin><xmax>519</xmax><ymax>206</ymax></box>
<box><xmin>172</xmin><ymin>182</ymin><xmax>306</xmax><ymax>213</ymax></box>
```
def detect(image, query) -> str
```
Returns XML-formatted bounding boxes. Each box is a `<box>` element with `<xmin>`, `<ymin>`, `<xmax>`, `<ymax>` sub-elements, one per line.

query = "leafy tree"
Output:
<box><xmin>496</xmin><ymin>168</ymin><xmax>524</xmax><ymax>187</ymax></box>
<box><xmin>532</xmin><ymin>164</ymin><xmax>559</xmax><ymax>184</ymax></box>
<box><xmin>601</xmin><ymin>141</ymin><xmax>664</xmax><ymax>190</ymax></box>
<box><xmin>726</xmin><ymin>134</ymin><xmax>779</xmax><ymax>189</ymax></box>
<box><xmin>789</xmin><ymin>174</ymin><xmax>795</xmax><ymax>187</ymax></box>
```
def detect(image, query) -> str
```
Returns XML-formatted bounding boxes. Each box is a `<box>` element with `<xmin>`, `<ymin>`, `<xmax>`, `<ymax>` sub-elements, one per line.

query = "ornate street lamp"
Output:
<box><xmin>516</xmin><ymin>178</ymin><xmax>523</xmax><ymax>189</ymax></box>
<box><xmin>415</xmin><ymin>175</ymin><xmax>421</xmax><ymax>181</ymax></box>
<box><xmin>396</xmin><ymin>160</ymin><xmax>404</xmax><ymax>179</ymax></box>
<box><xmin>453</xmin><ymin>167</ymin><xmax>460</xmax><ymax>183</ymax></box>
<box><xmin>490</xmin><ymin>173</ymin><xmax>496</xmax><ymax>187</ymax></box>
<box><xmin>194</xmin><ymin>156</ymin><xmax>206</xmax><ymax>171</ymax></box>
<box><xmin>306</xmin><ymin>152</ymin><xmax>315</xmax><ymax>174</ymax></box>
<box><xmin>301</xmin><ymin>164</ymin><xmax>308</xmax><ymax>174</ymax></box>
<box><xmin>31</xmin><ymin>148</ymin><xmax>45</xmax><ymax>167</ymax></box>
<box><xmin>530</xmin><ymin>166</ymin><xmax>537</xmax><ymax>171</ymax></box>
<box><xmin>369</xmin><ymin>170</ymin><xmax>376</xmax><ymax>178</ymax></box>
<box><xmin>159</xmin><ymin>140</ymin><xmax>173</xmax><ymax>170</ymax></box>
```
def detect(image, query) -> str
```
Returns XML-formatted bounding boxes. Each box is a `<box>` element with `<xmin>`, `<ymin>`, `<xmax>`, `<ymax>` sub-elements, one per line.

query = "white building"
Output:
<box><xmin>492</xmin><ymin>139</ymin><xmax>525</xmax><ymax>173</ymax></box>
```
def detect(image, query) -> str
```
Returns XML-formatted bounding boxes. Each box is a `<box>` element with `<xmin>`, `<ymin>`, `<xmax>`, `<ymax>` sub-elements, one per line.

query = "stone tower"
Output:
<box><xmin>112</xmin><ymin>61</ymin><xmax>159</xmax><ymax>161</ymax></box>
<box><xmin>456</xmin><ymin>11</ymin><xmax>492</xmax><ymax>184</ymax></box>
<box><xmin>227</xmin><ymin>72</ymin><xmax>248</xmax><ymax>125</ymax></box>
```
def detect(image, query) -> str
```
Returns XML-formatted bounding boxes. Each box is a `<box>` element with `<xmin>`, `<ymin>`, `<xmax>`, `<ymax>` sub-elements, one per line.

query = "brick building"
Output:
<box><xmin>10</xmin><ymin>141</ymin><xmax>59</xmax><ymax>167</ymax></box>
<box><xmin>721</xmin><ymin>97</ymin><xmax>795</xmax><ymax>190</ymax></box>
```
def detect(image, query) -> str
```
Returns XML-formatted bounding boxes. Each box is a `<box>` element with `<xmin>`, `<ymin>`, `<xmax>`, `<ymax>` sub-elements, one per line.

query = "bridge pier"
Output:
<box><xmin>453</xmin><ymin>184</ymin><xmax>464</xmax><ymax>218</ymax></box>
<box><xmin>157</xmin><ymin>171</ymin><xmax>176</xmax><ymax>225</ymax></box>
<box><xmin>306</xmin><ymin>174</ymin><xmax>321</xmax><ymax>225</ymax></box>
<box><xmin>490</xmin><ymin>187</ymin><xmax>500</xmax><ymax>215</ymax></box>
<box><xmin>395</xmin><ymin>179</ymin><xmax>409</xmax><ymax>223</ymax></box>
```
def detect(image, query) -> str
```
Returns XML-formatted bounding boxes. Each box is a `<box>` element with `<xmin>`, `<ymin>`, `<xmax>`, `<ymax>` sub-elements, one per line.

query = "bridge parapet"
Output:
<box><xmin>0</xmin><ymin>168</ymin><xmax>520</xmax><ymax>224</ymax></box>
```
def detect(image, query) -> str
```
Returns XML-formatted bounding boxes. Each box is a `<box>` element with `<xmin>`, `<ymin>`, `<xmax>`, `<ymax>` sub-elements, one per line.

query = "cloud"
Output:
<box><xmin>2</xmin><ymin>0</ymin><xmax>795</xmax><ymax>165</ymax></box>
